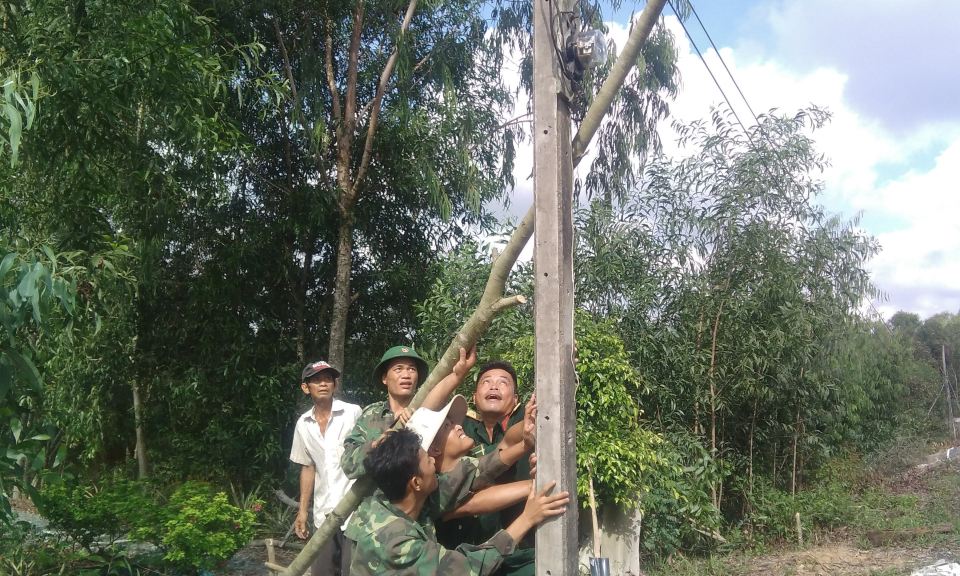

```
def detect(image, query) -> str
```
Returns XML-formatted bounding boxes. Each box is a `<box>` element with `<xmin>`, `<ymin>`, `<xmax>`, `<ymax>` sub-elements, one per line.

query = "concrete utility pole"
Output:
<box><xmin>532</xmin><ymin>0</ymin><xmax>578</xmax><ymax>572</ymax></box>
<box><xmin>944</xmin><ymin>345</ymin><xmax>956</xmax><ymax>440</ymax></box>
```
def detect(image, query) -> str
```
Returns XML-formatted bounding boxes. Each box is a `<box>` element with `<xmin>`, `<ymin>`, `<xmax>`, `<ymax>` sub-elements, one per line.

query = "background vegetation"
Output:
<box><xmin>1</xmin><ymin>0</ymin><xmax>958</xmax><ymax>573</ymax></box>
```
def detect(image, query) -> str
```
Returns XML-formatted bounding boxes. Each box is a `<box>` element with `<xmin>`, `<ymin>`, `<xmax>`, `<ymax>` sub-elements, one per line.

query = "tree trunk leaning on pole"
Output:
<box><xmin>278</xmin><ymin>2</ymin><xmax>667</xmax><ymax>573</ymax></box>
<box><xmin>571</xmin><ymin>0</ymin><xmax>668</xmax><ymax>167</ymax></box>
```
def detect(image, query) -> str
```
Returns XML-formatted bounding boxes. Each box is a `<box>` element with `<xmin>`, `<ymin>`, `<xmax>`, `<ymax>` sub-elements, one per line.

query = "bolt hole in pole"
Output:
<box><xmin>544</xmin><ymin>415</ymin><xmax>550</xmax><ymax>420</ymax></box>
<box><xmin>544</xmin><ymin>272</ymin><xmax>549</xmax><ymax>277</ymax></box>
<box><xmin>543</xmin><ymin>129</ymin><xmax>549</xmax><ymax>134</ymax></box>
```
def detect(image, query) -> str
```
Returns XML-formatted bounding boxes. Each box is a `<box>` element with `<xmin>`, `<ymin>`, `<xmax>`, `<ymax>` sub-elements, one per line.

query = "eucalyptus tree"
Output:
<box><xmin>215</xmin><ymin>0</ymin><xmax>518</xmax><ymax>375</ymax></box>
<box><xmin>575</xmin><ymin>106</ymin><xmax>897</xmax><ymax>508</ymax></box>
<box><xmin>1</xmin><ymin>0</ymin><xmax>267</xmax><ymax>480</ymax></box>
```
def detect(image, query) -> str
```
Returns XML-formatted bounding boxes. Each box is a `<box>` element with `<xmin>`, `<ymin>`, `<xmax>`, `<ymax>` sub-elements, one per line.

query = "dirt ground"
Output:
<box><xmin>739</xmin><ymin>543</ymin><xmax>958</xmax><ymax>576</ymax></box>
<box><xmin>222</xmin><ymin>543</ymin><xmax>302</xmax><ymax>576</ymax></box>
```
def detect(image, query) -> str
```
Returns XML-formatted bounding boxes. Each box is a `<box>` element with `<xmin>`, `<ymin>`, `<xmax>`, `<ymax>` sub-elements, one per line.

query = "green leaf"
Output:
<box><xmin>53</xmin><ymin>444</ymin><xmax>67</xmax><ymax>468</ymax></box>
<box><xmin>1</xmin><ymin>102</ymin><xmax>22</xmax><ymax>166</ymax></box>
<box><xmin>10</xmin><ymin>417</ymin><xmax>21</xmax><ymax>443</ymax></box>
<box><xmin>6</xmin><ymin>349</ymin><xmax>42</xmax><ymax>391</ymax></box>
<box><xmin>0</xmin><ymin>252</ymin><xmax>17</xmax><ymax>279</ymax></box>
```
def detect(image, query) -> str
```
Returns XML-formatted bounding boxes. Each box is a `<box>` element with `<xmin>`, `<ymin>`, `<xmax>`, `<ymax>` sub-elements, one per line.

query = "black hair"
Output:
<box><xmin>363</xmin><ymin>428</ymin><xmax>423</xmax><ymax>502</ymax></box>
<box><xmin>475</xmin><ymin>360</ymin><xmax>518</xmax><ymax>390</ymax></box>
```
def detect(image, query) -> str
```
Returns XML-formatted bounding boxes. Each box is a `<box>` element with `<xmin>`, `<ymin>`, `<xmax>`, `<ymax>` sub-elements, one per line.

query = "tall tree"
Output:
<box><xmin>240</xmin><ymin>0</ymin><xmax>518</xmax><ymax>372</ymax></box>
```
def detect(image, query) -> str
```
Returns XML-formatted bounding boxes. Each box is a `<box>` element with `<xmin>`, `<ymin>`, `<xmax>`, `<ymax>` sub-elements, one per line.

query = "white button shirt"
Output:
<box><xmin>289</xmin><ymin>399</ymin><xmax>362</xmax><ymax>529</ymax></box>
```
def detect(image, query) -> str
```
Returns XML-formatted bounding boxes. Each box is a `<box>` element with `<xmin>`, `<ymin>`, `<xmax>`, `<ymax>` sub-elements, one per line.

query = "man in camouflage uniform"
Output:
<box><xmin>340</xmin><ymin>345</ymin><xmax>476</xmax><ymax>553</ymax></box>
<box><xmin>437</xmin><ymin>360</ymin><xmax>535</xmax><ymax>576</ymax></box>
<box><xmin>345</xmin><ymin>393</ymin><xmax>535</xmax><ymax>557</ymax></box>
<box><xmin>350</xmin><ymin>427</ymin><xmax>569</xmax><ymax>575</ymax></box>
<box><xmin>341</xmin><ymin>345</ymin><xmax>475</xmax><ymax>478</ymax></box>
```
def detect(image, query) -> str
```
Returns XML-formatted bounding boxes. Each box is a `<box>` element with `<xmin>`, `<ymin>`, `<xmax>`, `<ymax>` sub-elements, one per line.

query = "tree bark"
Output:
<box><xmin>324</xmin><ymin>0</ymin><xmax>423</xmax><ymax>373</ymax></box>
<box><xmin>749</xmin><ymin>397</ymin><xmax>757</xmax><ymax>496</ymax></box>
<box><xmin>791</xmin><ymin>407</ymin><xmax>799</xmax><ymax>496</ymax></box>
<box><xmin>327</xmin><ymin>217</ymin><xmax>354</xmax><ymax>371</ymax></box>
<box><xmin>131</xmin><ymin>378</ymin><xmax>148</xmax><ymax>478</ymax></box>
<box><xmin>944</xmin><ymin>346</ymin><xmax>955</xmax><ymax>440</ymax></box>
<box><xmin>706</xmin><ymin>300</ymin><xmax>724</xmax><ymax>509</ymax></box>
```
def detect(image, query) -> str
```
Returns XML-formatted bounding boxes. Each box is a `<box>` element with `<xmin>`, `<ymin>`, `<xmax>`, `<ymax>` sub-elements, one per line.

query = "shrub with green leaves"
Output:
<box><xmin>505</xmin><ymin>312</ymin><xmax>664</xmax><ymax>507</ymax></box>
<box><xmin>136</xmin><ymin>481</ymin><xmax>261</xmax><ymax>573</ymax></box>
<box><xmin>41</xmin><ymin>480</ymin><xmax>159</xmax><ymax>552</ymax></box>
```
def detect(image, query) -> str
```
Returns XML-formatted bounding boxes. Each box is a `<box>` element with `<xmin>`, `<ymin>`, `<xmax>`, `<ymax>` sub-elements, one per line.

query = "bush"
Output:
<box><xmin>41</xmin><ymin>480</ymin><xmax>159</xmax><ymax>552</ymax></box>
<box><xmin>640</xmin><ymin>437</ymin><xmax>724</xmax><ymax>557</ymax></box>
<box><xmin>135</xmin><ymin>481</ymin><xmax>262</xmax><ymax>573</ymax></box>
<box><xmin>40</xmin><ymin>479</ymin><xmax>261</xmax><ymax>574</ymax></box>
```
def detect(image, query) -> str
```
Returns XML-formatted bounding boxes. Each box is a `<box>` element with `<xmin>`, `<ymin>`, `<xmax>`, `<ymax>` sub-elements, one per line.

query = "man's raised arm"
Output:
<box><xmin>421</xmin><ymin>345</ymin><xmax>476</xmax><ymax>411</ymax></box>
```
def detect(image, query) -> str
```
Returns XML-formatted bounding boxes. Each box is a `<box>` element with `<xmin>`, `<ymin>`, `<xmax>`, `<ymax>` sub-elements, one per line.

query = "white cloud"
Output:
<box><xmin>657</xmin><ymin>14</ymin><xmax>960</xmax><ymax>319</ymax></box>
<box><xmin>490</xmin><ymin>12</ymin><xmax>960</xmax><ymax>319</ymax></box>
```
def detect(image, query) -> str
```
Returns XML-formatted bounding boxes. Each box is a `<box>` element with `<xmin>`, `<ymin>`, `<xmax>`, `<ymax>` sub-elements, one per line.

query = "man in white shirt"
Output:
<box><xmin>290</xmin><ymin>360</ymin><xmax>362</xmax><ymax>576</ymax></box>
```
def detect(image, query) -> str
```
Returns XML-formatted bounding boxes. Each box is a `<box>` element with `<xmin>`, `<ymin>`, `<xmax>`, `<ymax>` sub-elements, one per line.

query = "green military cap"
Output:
<box><xmin>372</xmin><ymin>345</ymin><xmax>429</xmax><ymax>385</ymax></box>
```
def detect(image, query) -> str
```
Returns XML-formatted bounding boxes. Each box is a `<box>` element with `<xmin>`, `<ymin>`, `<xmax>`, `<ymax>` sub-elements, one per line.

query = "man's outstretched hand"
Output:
<box><xmin>522</xmin><ymin>394</ymin><xmax>537</xmax><ymax>451</ymax></box>
<box><xmin>452</xmin><ymin>344</ymin><xmax>477</xmax><ymax>380</ymax></box>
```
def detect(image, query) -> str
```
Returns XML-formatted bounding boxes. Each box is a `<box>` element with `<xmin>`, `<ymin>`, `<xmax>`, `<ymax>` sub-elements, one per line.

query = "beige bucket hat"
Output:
<box><xmin>405</xmin><ymin>395</ymin><xmax>468</xmax><ymax>451</ymax></box>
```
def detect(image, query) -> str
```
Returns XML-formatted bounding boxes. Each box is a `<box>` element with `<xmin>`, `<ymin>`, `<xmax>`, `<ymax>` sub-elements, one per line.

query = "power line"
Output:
<box><xmin>665</xmin><ymin>0</ymin><xmax>754</xmax><ymax>144</ymax></box>
<box><xmin>687</xmin><ymin>3</ymin><xmax>760</xmax><ymax>127</ymax></box>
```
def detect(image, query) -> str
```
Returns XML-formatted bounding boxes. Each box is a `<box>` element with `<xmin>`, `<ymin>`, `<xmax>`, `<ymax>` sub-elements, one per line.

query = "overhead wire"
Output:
<box><xmin>686</xmin><ymin>2</ymin><xmax>760</xmax><ymax>126</ymax></box>
<box><xmin>666</xmin><ymin>1</ymin><xmax>905</xmax><ymax>362</ymax></box>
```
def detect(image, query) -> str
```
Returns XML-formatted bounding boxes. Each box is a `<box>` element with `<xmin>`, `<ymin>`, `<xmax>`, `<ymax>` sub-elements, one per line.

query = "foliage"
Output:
<box><xmin>575</xmin><ymin>106</ymin><xmax>910</xmax><ymax>521</ymax></box>
<box><xmin>0</xmin><ymin>242</ymin><xmax>79</xmax><ymax>521</ymax></box>
<box><xmin>504</xmin><ymin>312</ymin><xmax>665</xmax><ymax>507</ymax></box>
<box><xmin>39</xmin><ymin>479</ymin><xmax>260</xmax><ymax>574</ymax></box>
<box><xmin>41</xmin><ymin>480</ymin><xmax>159</xmax><ymax>552</ymax></box>
<box><xmin>0</xmin><ymin>67</ymin><xmax>38</xmax><ymax>166</ymax></box>
<box><xmin>137</xmin><ymin>481</ymin><xmax>262</xmax><ymax>573</ymax></box>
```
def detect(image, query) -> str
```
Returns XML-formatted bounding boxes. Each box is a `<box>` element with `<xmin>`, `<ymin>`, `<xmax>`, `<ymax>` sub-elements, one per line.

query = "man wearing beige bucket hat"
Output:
<box><xmin>349</xmin><ymin>420</ymin><xmax>567</xmax><ymax>575</ymax></box>
<box><xmin>344</xmin><ymin>388</ymin><xmax>539</xmax><ymax>553</ymax></box>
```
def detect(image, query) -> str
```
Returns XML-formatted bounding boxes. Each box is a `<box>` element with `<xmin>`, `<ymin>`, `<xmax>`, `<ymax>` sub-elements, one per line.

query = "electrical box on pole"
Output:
<box><xmin>532</xmin><ymin>0</ymin><xmax>578</xmax><ymax>573</ymax></box>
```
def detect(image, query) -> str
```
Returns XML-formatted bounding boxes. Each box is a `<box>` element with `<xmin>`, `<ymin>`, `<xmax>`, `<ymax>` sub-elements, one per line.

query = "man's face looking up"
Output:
<box><xmin>382</xmin><ymin>358</ymin><xmax>419</xmax><ymax>401</ymax></box>
<box><xmin>473</xmin><ymin>368</ymin><xmax>518</xmax><ymax>419</ymax></box>
<box><xmin>301</xmin><ymin>371</ymin><xmax>337</xmax><ymax>403</ymax></box>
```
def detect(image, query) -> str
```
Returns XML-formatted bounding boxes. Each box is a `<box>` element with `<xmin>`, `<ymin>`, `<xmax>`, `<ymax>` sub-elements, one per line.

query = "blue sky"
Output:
<box><xmin>494</xmin><ymin>0</ymin><xmax>960</xmax><ymax>319</ymax></box>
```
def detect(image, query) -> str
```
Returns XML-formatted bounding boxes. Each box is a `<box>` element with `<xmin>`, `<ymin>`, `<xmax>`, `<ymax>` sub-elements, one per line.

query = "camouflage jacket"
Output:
<box><xmin>341</xmin><ymin>400</ymin><xmax>396</xmax><ymax>479</ymax></box>
<box><xmin>350</xmin><ymin>492</ymin><xmax>517</xmax><ymax>576</ymax></box>
<box><xmin>345</xmin><ymin>449</ymin><xmax>511</xmax><ymax>543</ymax></box>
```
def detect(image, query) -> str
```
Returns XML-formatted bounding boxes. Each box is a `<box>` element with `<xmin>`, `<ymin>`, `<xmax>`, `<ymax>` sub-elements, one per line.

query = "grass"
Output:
<box><xmin>644</xmin><ymin>461</ymin><xmax>960</xmax><ymax>576</ymax></box>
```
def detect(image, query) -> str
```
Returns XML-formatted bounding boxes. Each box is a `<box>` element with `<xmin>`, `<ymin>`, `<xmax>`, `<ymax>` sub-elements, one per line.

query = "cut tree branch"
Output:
<box><xmin>277</xmin><ymin>0</ymin><xmax>667</xmax><ymax>568</ymax></box>
<box><xmin>490</xmin><ymin>294</ymin><xmax>527</xmax><ymax>313</ymax></box>
<box><xmin>571</xmin><ymin>0</ymin><xmax>667</xmax><ymax>166</ymax></box>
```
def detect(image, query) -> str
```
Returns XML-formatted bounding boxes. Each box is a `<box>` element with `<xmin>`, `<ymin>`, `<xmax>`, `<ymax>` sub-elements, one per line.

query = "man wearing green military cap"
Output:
<box><xmin>340</xmin><ymin>345</ymin><xmax>478</xmax><ymax>559</ymax></box>
<box><xmin>341</xmin><ymin>344</ymin><xmax>476</xmax><ymax>479</ymax></box>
